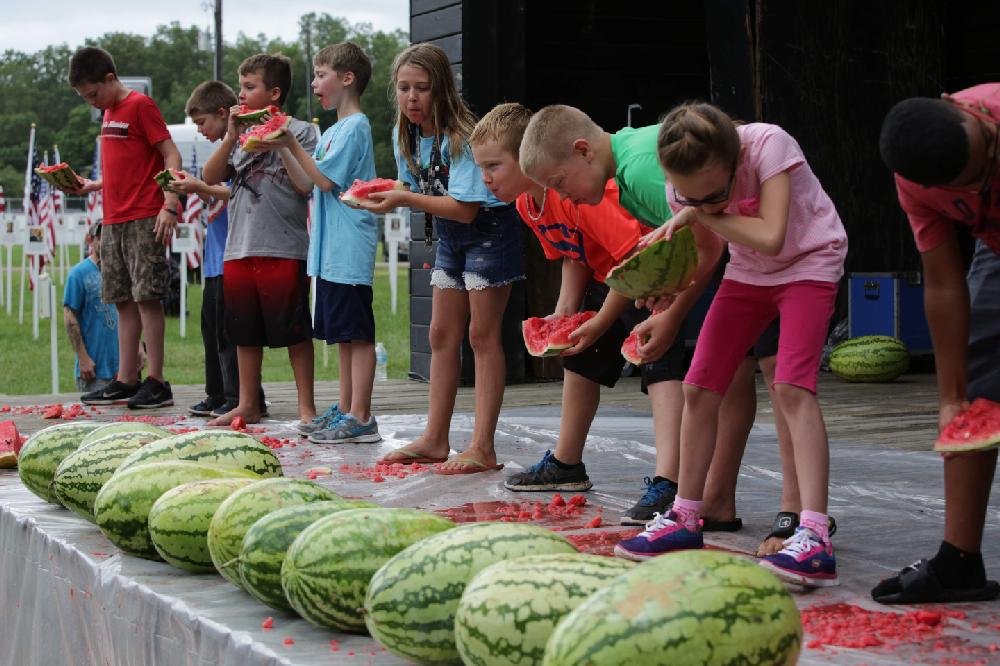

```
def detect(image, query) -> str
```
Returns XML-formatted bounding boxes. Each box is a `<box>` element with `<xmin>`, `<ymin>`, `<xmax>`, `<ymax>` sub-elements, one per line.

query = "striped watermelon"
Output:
<box><xmin>52</xmin><ymin>430</ymin><xmax>166</xmax><ymax>521</ymax></box>
<box><xmin>604</xmin><ymin>227</ymin><xmax>698</xmax><ymax>300</ymax></box>
<box><xmin>282</xmin><ymin>508</ymin><xmax>455</xmax><ymax>633</ymax></box>
<box><xmin>78</xmin><ymin>422</ymin><xmax>171</xmax><ymax>448</ymax></box>
<box><xmin>542</xmin><ymin>550</ymin><xmax>802</xmax><ymax>666</ymax></box>
<box><xmin>455</xmin><ymin>554</ymin><xmax>634</xmax><ymax>666</ymax></box>
<box><xmin>365</xmin><ymin>523</ymin><xmax>578</xmax><ymax>663</ymax></box>
<box><xmin>238</xmin><ymin>499</ymin><xmax>378</xmax><ymax>611</ymax></box>
<box><xmin>94</xmin><ymin>461</ymin><xmax>259</xmax><ymax>559</ymax></box>
<box><xmin>18</xmin><ymin>422</ymin><xmax>101</xmax><ymax>503</ymax></box>
<box><xmin>148</xmin><ymin>478</ymin><xmax>257</xmax><ymax>572</ymax></box>
<box><xmin>207</xmin><ymin>478</ymin><xmax>342</xmax><ymax>588</ymax></box>
<box><xmin>829</xmin><ymin>335</ymin><xmax>909</xmax><ymax>382</ymax></box>
<box><xmin>115</xmin><ymin>430</ymin><xmax>282</xmax><ymax>477</ymax></box>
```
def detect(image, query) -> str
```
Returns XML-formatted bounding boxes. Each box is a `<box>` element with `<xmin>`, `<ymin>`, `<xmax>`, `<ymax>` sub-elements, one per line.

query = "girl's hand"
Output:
<box><xmin>561</xmin><ymin>316</ymin><xmax>608</xmax><ymax>356</ymax></box>
<box><xmin>351</xmin><ymin>188</ymin><xmax>410</xmax><ymax>214</ymax></box>
<box><xmin>634</xmin><ymin>311</ymin><xmax>680</xmax><ymax>362</ymax></box>
<box><xmin>635</xmin><ymin>292</ymin><xmax>677</xmax><ymax>312</ymax></box>
<box><xmin>634</xmin><ymin>206</ymin><xmax>698</xmax><ymax>250</ymax></box>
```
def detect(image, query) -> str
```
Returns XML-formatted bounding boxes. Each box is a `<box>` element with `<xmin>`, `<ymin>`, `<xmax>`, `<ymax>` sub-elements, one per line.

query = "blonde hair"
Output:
<box><xmin>469</xmin><ymin>102</ymin><xmax>534</xmax><ymax>157</ymax></box>
<box><xmin>657</xmin><ymin>102</ymin><xmax>741</xmax><ymax>174</ymax></box>
<box><xmin>519</xmin><ymin>105</ymin><xmax>602</xmax><ymax>178</ymax></box>
<box><xmin>314</xmin><ymin>42</ymin><xmax>372</xmax><ymax>95</ymax></box>
<box><xmin>391</xmin><ymin>43</ymin><xmax>477</xmax><ymax>174</ymax></box>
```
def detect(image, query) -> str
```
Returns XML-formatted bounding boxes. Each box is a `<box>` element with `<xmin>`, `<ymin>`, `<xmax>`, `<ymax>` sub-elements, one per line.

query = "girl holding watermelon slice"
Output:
<box><xmin>354</xmin><ymin>44</ymin><xmax>525</xmax><ymax>474</ymax></box>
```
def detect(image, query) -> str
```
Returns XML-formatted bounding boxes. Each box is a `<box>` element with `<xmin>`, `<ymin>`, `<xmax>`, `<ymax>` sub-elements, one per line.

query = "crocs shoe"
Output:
<box><xmin>613</xmin><ymin>511</ymin><xmax>703</xmax><ymax>561</ymax></box>
<box><xmin>504</xmin><ymin>450</ymin><xmax>592</xmax><ymax>492</ymax></box>
<box><xmin>297</xmin><ymin>404</ymin><xmax>344</xmax><ymax>436</ymax></box>
<box><xmin>620</xmin><ymin>476</ymin><xmax>677</xmax><ymax>525</ymax></box>
<box><xmin>309</xmin><ymin>415</ymin><xmax>381</xmax><ymax>444</ymax></box>
<box><xmin>760</xmin><ymin>526</ymin><xmax>839</xmax><ymax>587</ymax></box>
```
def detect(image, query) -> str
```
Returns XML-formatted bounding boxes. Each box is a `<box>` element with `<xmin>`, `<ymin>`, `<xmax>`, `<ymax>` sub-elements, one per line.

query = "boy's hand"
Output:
<box><xmin>633</xmin><ymin>310</ymin><xmax>680</xmax><ymax>362</ymax></box>
<box><xmin>154</xmin><ymin>207</ymin><xmax>177</xmax><ymax>246</ymax></box>
<box><xmin>938</xmin><ymin>399</ymin><xmax>970</xmax><ymax>459</ymax></box>
<box><xmin>636</xmin><ymin>206</ymin><xmax>698</xmax><ymax>250</ymax></box>
<box><xmin>226</xmin><ymin>104</ymin><xmax>242</xmax><ymax>138</ymax></box>
<box><xmin>78</xmin><ymin>356</ymin><xmax>96</xmax><ymax>381</ymax></box>
<box><xmin>68</xmin><ymin>178</ymin><xmax>101</xmax><ymax>196</ymax></box>
<box><xmin>166</xmin><ymin>170</ymin><xmax>205</xmax><ymax>195</ymax></box>
<box><xmin>351</xmin><ymin>189</ymin><xmax>409</xmax><ymax>214</ymax></box>
<box><xmin>636</xmin><ymin>292</ymin><xmax>677</xmax><ymax>312</ymax></box>
<box><xmin>561</xmin><ymin>316</ymin><xmax>608</xmax><ymax>356</ymax></box>
<box><xmin>256</xmin><ymin>132</ymin><xmax>295</xmax><ymax>152</ymax></box>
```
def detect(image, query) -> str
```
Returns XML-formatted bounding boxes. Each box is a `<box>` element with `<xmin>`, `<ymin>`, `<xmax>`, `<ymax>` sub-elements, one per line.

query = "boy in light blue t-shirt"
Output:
<box><xmin>270</xmin><ymin>42</ymin><xmax>381</xmax><ymax>445</ymax></box>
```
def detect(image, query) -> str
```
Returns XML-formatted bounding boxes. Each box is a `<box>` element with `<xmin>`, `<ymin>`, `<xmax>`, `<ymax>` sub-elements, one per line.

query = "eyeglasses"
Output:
<box><xmin>671</xmin><ymin>157</ymin><xmax>738</xmax><ymax>207</ymax></box>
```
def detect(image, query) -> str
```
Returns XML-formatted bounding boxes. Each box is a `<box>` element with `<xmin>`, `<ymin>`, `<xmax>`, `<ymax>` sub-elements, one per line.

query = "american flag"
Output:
<box><xmin>38</xmin><ymin>152</ymin><xmax>57</xmax><ymax>259</ymax></box>
<box><xmin>181</xmin><ymin>145</ymin><xmax>202</xmax><ymax>269</ymax></box>
<box><xmin>22</xmin><ymin>132</ymin><xmax>48</xmax><ymax>287</ymax></box>
<box><xmin>85</xmin><ymin>137</ymin><xmax>102</xmax><ymax>228</ymax></box>
<box><xmin>0</xmin><ymin>184</ymin><xmax>6</xmax><ymax>214</ymax></box>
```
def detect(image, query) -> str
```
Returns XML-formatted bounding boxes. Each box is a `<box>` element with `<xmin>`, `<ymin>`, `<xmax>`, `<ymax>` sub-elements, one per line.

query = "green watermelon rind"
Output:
<box><xmin>541</xmin><ymin>550</ymin><xmax>802</xmax><ymax>666</ymax></box>
<box><xmin>365</xmin><ymin>523</ymin><xmax>580</xmax><ymax>664</ymax></box>
<box><xmin>455</xmin><ymin>553</ymin><xmax>635</xmax><ymax>666</ymax></box>
<box><xmin>17</xmin><ymin>422</ymin><xmax>102</xmax><ymax>503</ymax></box>
<box><xmin>282</xmin><ymin>508</ymin><xmax>455</xmax><ymax>633</ymax></box>
<box><xmin>604</xmin><ymin>227</ymin><xmax>698</xmax><ymax>300</ymax></box>
<box><xmin>933</xmin><ymin>398</ymin><xmax>1000</xmax><ymax>453</ymax></box>
<box><xmin>115</xmin><ymin>430</ymin><xmax>283</xmax><ymax>478</ymax></box>
<box><xmin>829</xmin><ymin>335</ymin><xmax>909</xmax><ymax>383</ymax></box>
<box><xmin>78</xmin><ymin>422</ymin><xmax>171</xmax><ymax>448</ymax></box>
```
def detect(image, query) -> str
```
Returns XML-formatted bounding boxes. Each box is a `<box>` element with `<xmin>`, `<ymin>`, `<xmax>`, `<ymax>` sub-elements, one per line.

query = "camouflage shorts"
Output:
<box><xmin>100</xmin><ymin>217</ymin><xmax>170</xmax><ymax>303</ymax></box>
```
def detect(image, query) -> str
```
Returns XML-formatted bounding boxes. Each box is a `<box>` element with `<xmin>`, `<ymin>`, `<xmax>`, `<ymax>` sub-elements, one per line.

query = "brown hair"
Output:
<box><xmin>469</xmin><ymin>103</ymin><xmax>534</xmax><ymax>158</ymax></box>
<box><xmin>314</xmin><ymin>42</ymin><xmax>372</xmax><ymax>96</ymax></box>
<box><xmin>657</xmin><ymin>102</ymin><xmax>741</xmax><ymax>174</ymax></box>
<box><xmin>185</xmin><ymin>80</ymin><xmax>238</xmax><ymax>117</ymax></box>
<box><xmin>519</xmin><ymin>105</ymin><xmax>602</xmax><ymax>179</ymax></box>
<box><xmin>68</xmin><ymin>47</ymin><xmax>116</xmax><ymax>86</ymax></box>
<box><xmin>391</xmin><ymin>43</ymin><xmax>477</xmax><ymax>174</ymax></box>
<box><xmin>238</xmin><ymin>53</ymin><xmax>292</xmax><ymax>106</ymax></box>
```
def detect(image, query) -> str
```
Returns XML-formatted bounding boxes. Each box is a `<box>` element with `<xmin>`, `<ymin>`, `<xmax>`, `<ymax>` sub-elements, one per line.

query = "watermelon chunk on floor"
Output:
<box><xmin>0</xmin><ymin>420</ymin><xmax>21</xmax><ymax>469</ymax></box>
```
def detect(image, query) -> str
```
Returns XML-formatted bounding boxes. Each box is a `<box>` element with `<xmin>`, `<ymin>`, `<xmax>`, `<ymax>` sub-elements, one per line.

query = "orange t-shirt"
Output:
<box><xmin>515</xmin><ymin>180</ymin><xmax>649</xmax><ymax>282</ymax></box>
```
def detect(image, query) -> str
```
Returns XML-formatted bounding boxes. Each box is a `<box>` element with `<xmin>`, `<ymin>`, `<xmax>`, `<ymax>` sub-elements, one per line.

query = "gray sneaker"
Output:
<box><xmin>308</xmin><ymin>415</ymin><xmax>381</xmax><ymax>444</ymax></box>
<box><xmin>504</xmin><ymin>450</ymin><xmax>593</xmax><ymax>492</ymax></box>
<box><xmin>296</xmin><ymin>404</ymin><xmax>344</xmax><ymax>436</ymax></box>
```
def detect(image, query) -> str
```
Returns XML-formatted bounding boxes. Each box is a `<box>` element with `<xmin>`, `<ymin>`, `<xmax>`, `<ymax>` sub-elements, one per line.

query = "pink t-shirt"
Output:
<box><xmin>668</xmin><ymin>123</ymin><xmax>847</xmax><ymax>286</ymax></box>
<box><xmin>895</xmin><ymin>83</ymin><xmax>1000</xmax><ymax>256</ymax></box>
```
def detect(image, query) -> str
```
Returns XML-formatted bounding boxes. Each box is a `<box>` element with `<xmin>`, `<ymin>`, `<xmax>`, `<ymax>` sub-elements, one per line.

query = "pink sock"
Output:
<box><xmin>800</xmin><ymin>510</ymin><xmax>829</xmax><ymax>542</ymax></box>
<box><xmin>671</xmin><ymin>497</ymin><xmax>703</xmax><ymax>531</ymax></box>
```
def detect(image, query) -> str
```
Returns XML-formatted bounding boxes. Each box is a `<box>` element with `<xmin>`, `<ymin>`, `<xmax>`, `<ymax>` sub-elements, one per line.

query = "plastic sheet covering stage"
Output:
<box><xmin>0</xmin><ymin>408</ymin><xmax>998</xmax><ymax>665</ymax></box>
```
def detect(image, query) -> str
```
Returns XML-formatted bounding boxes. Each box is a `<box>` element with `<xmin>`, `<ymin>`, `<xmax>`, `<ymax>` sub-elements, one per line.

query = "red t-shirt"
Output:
<box><xmin>895</xmin><ymin>83</ymin><xmax>1000</xmax><ymax>255</ymax></box>
<box><xmin>515</xmin><ymin>180</ymin><xmax>649</xmax><ymax>283</ymax></box>
<box><xmin>100</xmin><ymin>91</ymin><xmax>171</xmax><ymax>224</ymax></box>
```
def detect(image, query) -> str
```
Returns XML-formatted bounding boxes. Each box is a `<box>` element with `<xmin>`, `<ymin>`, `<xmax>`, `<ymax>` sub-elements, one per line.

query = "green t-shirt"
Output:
<box><xmin>610</xmin><ymin>125</ymin><xmax>673</xmax><ymax>228</ymax></box>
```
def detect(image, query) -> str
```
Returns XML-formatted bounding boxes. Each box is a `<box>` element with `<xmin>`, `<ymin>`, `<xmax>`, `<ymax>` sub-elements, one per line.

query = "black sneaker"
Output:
<box><xmin>504</xmin><ymin>450</ymin><xmax>593</xmax><ymax>492</ymax></box>
<box><xmin>127</xmin><ymin>377</ymin><xmax>174</xmax><ymax>409</ymax></box>
<box><xmin>620</xmin><ymin>476</ymin><xmax>678</xmax><ymax>526</ymax></box>
<box><xmin>211</xmin><ymin>398</ymin><xmax>269</xmax><ymax>418</ymax></box>
<box><xmin>189</xmin><ymin>396</ymin><xmax>225</xmax><ymax>417</ymax></box>
<box><xmin>81</xmin><ymin>380</ymin><xmax>140</xmax><ymax>405</ymax></box>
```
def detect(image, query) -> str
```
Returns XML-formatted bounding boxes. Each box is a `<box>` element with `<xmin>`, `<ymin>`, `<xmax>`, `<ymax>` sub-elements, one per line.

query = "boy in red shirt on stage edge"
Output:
<box><xmin>69</xmin><ymin>46</ymin><xmax>181</xmax><ymax>409</ymax></box>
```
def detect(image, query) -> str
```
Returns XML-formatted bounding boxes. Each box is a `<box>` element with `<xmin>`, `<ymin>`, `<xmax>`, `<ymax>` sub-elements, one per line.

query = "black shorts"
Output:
<box><xmin>313</xmin><ymin>279</ymin><xmax>375</xmax><ymax>344</ymax></box>
<box><xmin>968</xmin><ymin>241</ymin><xmax>1000</xmax><ymax>402</ymax></box>
<box><xmin>746</xmin><ymin>317</ymin><xmax>780</xmax><ymax>359</ymax></box>
<box><xmin>223</xmin><ymin>257</ymin><xmax>312</xmax><ymax>348</ymax></box>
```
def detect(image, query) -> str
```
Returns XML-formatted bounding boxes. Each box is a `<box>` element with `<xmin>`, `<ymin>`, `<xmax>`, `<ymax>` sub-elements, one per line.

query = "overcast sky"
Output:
<box><xmin>2</xmin><ymin>0</ymin><xmax>409</xmax><ymax>54</ymax></box>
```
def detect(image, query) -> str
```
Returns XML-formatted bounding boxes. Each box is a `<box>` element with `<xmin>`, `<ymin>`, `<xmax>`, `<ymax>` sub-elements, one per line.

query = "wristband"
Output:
<box><xmin>162</xmin><ymin>207</ymin><xmax>178</xmax><ymax>216</ymax></box>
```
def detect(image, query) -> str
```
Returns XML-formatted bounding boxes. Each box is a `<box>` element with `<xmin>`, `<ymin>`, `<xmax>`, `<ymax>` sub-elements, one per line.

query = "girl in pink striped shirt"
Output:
<box><xmin>614</xmin><ymin>102</ymin><xmax>847</xmax><ymax>588</ymax></box>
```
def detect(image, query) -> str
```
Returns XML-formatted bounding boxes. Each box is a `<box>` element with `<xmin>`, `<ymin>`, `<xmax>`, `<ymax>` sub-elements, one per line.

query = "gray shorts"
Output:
<box><xmin>967</xmin><ymin>240</ymin><xmax>1000</xmax><ymax>402</ymax></box>
<box><xmin>100</xmin><ymin>217</ymin><xmax>170</xmax><ymax>303</ymax></box>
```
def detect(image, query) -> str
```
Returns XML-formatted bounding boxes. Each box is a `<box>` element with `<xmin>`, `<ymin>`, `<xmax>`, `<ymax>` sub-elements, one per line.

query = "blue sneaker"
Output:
<box><xmin>297</xmin><ymin>404</ymin><xmax>344</xmax><ymax>436</ymax></box>
<box><xmin>759</xmin><ymin>527</ymin><xmax>840</xmax><ymax>587</ymax></box>
<box><xmin>620</xmin><ymin>476</ymin><xmax>677</xmax><ymax>525</ymax></box>
<box><xmin>504</xmin><ymin>450</ymin><xmax>593</xmax><ymax>491</ymax></box>
<box><xmin>308</xmin><ymin>414</ymin><xmax>382</xmax><ymax>444</ymax></box>
<box><xmin>613</xmin><ymin>511</ymin><xmax>703</xmax><ymax>561</ymax></box>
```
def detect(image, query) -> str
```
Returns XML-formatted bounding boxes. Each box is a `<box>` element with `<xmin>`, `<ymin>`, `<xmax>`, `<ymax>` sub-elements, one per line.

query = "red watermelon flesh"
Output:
<box><xmin>521</xmin><ymin>312</ymin><xmax>597</xmax><ymax>357</ymax></box>
<box><xmin>239</xmin><ymin>113</ymin><xmax>292</xmax><ymax>152</ymax></box>
<box><xmin>621</xmin><ymin>329</ymin><xmax>647</xmax><ymax>365</ymax></box>
<box><xmin>34</xmin><ymin>162</ymin><xmax>82</xmax><ymax>190</ymax></box>
<box><xmin>933</xmin><ymin>398</ymin><xmax>1000</xmax><ymax>453</ymax></box>
<box><xmin>340</xmin><ymin>178</ymin><xmax>408</xmax><ymax>205</ymax></box>
<box><xmin>235</xmin><ymin>104</ymin><xmax>281</xmax><ymax>123</ymax></box>
<box><xmin>0</xmin><ymin>420</ymin><xmax>21</xmax><ymax>469</ymax></box>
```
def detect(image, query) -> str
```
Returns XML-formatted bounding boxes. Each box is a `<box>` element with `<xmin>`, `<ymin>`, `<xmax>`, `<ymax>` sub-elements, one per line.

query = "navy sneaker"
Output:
<box><xmin>297</xmin><ymin>404</ymin><xmax>344</xmax><ymax>436</ymax></box>
<box><xmin>759</xmin><ymin>527</ymin><xmax>839</xmax><ymax>587</ymax></box>
<box><xmin>613</xmin><ymin>511</ymin><xmax>703</xmax><ymax>561</ymax></box>
<box><xmin>620</xmin><ymin>476</ymin><xmax>677</xmax><ymax>525</ymax></box>
<box><xmin>504</xmin><ymin>450</ymin><xmax>593</xmax><ymax>492</ymax></box>
<box><xmin>126</xmin><ymin>377</ymin><xmax>173</xmax><ymax>409</ymax></box>
<box><xmin>189</xmin><ymin>396</ymin><xmax>225</xmax><ymax>417</ymax></box>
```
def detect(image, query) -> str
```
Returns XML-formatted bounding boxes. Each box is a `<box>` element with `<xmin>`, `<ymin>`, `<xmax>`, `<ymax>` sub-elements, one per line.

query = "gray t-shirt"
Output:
<box><xmin>225</xmin><ymin>117</ymin><xmax>318</xmax><ymax>261</ymax></box>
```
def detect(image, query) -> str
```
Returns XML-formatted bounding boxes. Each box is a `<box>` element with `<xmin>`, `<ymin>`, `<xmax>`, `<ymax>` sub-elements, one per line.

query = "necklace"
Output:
<box><xmin>525</xmin><ymin>188</ymin><xmax>547</xmax><ymax>221</ymax></box>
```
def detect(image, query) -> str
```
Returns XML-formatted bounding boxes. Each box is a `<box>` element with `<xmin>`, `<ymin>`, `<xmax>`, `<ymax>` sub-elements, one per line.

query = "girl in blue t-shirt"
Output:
<box><xmin>355</xmin><ymin>43</ymin><xmax>524</xmax><ymax>474</ymax></box>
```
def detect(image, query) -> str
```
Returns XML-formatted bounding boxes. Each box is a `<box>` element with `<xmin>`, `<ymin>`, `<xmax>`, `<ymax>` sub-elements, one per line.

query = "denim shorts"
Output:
<box><xmin>430</xmin><ymin>204</ymin><xmax>526</xmax><ymax>290</ymax></box>
<box><xmin>968</xmin><ymin>240</ymin><xmax>1000</xmax><ymax>402</ymax></box>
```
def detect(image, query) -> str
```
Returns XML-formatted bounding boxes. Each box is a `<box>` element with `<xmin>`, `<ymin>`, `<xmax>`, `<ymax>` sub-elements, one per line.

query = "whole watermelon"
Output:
<box><xmin>282</xmin><ymin>508</ymin><xmax>455</xmax><ymax>633</ymax></box>
<box><xmin>18</xmin><ymin>422</ymin><xmax>101</xmax><ymax>503</ymax></box>
<box><xmin>455</xmin><ymin>554</ymin><xmax>634</xmax><ymax>666</ymax></box>
<box><xmin>365</xmin><ymin>522</ymin><xmax>578</xmax><ymax>664</ymax></box>
<box><xmin>829</xmin><ymin>335</ymin><xmax>909</xmax><ymax>382</ymax></box>
<box><xmin>148</xmin><ymin>477</ymin><xmax>257</xmax><ymax>572</ymax></box>
<box><xmin>542</xmin><ymin>550</ymin><xmax>802</xmax><ymax>665</ymax></box>
<box><xmin>238</xmin><ymin>499</ymin><xmax>377</xmax><ymax>611</ymax></box>
<box><xmin>115</xmin><ymin>430</ymin><xmax>282</xmax><ymax>477</ymax></box>
<box><xmin>604</xmin><ymin>227</ymin><xmax>698</xmax><ymax>300</ymax></box>
<box><xmin>78</xmin><ymin>422</ymin><xmax>170</xmax><ymax>448</ymax></box>
<box><xmin>207</xmin><ymin>477</ymin><xmax>342</xmax><ymax>588</ymax></box>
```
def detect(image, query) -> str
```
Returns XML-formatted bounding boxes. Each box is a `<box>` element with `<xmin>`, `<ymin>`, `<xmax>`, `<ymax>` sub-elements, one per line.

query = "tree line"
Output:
<box><xmin>0</xmin><ymin>14</ymin><xmax>409</xmax><ymax>200</ymax></box>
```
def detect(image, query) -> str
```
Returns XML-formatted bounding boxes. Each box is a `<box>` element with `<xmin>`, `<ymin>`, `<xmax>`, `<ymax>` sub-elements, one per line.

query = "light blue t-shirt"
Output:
<box><xmin>203</xmin><ymin>205</ymin><xmax>228</xmax><ymax>279</ymax></box>
<box><xmin>308</xmin><ymin>113</ymin><xmax>378</xmax><ymax>285</ymax></box>
<box><xmin>392</xmin><ymin>129</ymin><xmax>503</xmax><ymax>207</ymax></box>
<box><xmin>63</xmin><ymin>258</ymin><xmax>118</xmax><ymax>380</ymax></box>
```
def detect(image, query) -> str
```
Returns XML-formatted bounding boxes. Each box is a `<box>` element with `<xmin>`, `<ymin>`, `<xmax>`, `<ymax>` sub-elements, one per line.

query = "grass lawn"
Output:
<box><xmin>0</xmin><ymin>245</ymin><xmax>411</xmax><ymax>396</ymax></box>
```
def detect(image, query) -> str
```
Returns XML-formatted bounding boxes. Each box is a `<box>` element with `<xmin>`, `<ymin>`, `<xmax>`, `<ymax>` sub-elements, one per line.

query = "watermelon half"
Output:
<box><xmin>235</xmin><ymin>104</ymin><xmax>281</xmax><ymax>123</ymax></box>
<box><xmin>0</xmin><ymin>420</ymin><xmax>22</xmax><ymax>469</ymax></box>
<box><xmin>340</xmin><ymin>178</ymin><xmax>408</xmax><ymax>205</ymax></box>
<box><xmin>933</xmin><ymin>398</ymin><xmax>1000</xmax><ymax>453</ymax></box>
<box><xmin>34</xmin><ymin>162</ymin><xmax>82</xmax><ymax>190</ymax></box>
<box><xmin>621</xmin><ymin>328</ymin><xmax>647</xmax><ymax>365</ymax></box>
<box><xmin>605</xmin><ymin>227</ymin><xmax>698</xmax><ymax>300</ymax></box>
<box><xmin>521</xmin><ymin>311</ymin><xmax>596</xmax><ymax>357</ymax></box>
<box><xmin>239</xmin><ymin>113</ymin><xmax>292</xmax><ymax>152</ymax></box>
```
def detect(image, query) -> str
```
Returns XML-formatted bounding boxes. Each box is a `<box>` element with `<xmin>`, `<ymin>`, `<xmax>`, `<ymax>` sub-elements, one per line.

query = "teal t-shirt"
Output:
<box><xmin>63</xmin><ymin>259</ymin><xmax>119</xmax><ymax>380</ymax></box>
<box><xmin>609</xmin><ymin>125</ymin><xmax>673</xmax><ymax>228</ymax></box>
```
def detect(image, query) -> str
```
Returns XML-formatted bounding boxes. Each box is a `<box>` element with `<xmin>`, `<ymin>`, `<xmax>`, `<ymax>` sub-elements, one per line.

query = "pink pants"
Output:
<box><xmin>685</xmin><ymin>279</ymin><xmax>837</xmax><ymax>395</ymax></box>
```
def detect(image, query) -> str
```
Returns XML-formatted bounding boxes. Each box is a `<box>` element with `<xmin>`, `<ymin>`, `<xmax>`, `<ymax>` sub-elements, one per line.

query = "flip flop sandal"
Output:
<box><xmin>702</xmin><ymin>517</ymin><xmax>744</xmax><ymax>532</ymax></box>
<box><xmin>433</xmin><ymin>458</ymin><xmax>505</xmax><ymax>475</ymax></box>
<box><xmin>871</xmin><ymin>558</ymin><xmax>1000</xmax><ymax>604</ymax></box>
<box><xmin>377</xmin><ymin>449</ymin><xmax>449</xmax><ymax>465</ymax></box>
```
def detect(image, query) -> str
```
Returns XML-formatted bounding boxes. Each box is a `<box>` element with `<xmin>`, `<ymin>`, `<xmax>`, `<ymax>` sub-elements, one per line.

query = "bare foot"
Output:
<box><xmin>378</xmin><ymin>436</ymin><xmax>451</xmax><ymax>465</ymax></box>
<box><xmin>434</xmin><ymin>448</ymin><xmax>503</xmax><ymax>475</ymax></box>
<box><xmin>756</xmin><ymin>536</ymin><xmax>786</xmax><ymax>558</ymax></box>
<box><xmin>208</xmin><ymin>406</ymin><xmax>263</xmax><ymax>427</ymax></box>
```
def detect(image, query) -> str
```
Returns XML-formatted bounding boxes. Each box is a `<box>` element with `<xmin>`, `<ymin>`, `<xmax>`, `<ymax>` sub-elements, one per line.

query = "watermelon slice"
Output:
<box><xmin>605</xmin><ymin>227</ymin><xmax>699</xmax><ymax>300</ymax></box>
<box><xmin>35</xmin><ymin>162</ymin><xmax>83</xmax><ymax>190</ymax></box>
<box><xmin>0</xmin><ymin>420</ymin><xmax>22</xmax><ymax>469</ymax></box>
<box><xmin>340</xmin><ymin>178</ymin><xmax>409</xmax><ymax>205</ymax></box>
<box><xmin>239</xmin><ymin>113</ymin><xmax>292</xmax><ymax>152</ymax></box>
<box><xmin>235</xmin><ymin>104</ymin><xmax>281</xmax><ymax>123</ymax></box>
<box><xmin>521</xmin><ymin>312</ymin><xmax>597</xmax><ymax>357</ymax></box>
<box><xmin>153</xmin><ymin>168</ymin><xmax>183</xmax><ymax>189</ymax></box>
<box><xmin>933</xmin><ymin>398</ymin><xmax>1000</xmax><ymax>453</ymax></box>
<box><xmin>621</xmin><ymin>329</ymin><xmax>648</xmax><ymax>365</ymax></box>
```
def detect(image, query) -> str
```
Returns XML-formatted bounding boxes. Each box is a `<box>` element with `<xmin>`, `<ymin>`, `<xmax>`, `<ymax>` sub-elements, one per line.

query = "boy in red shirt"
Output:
<box><xmin>69</xmin><ymin>47</ymin><xmax>181</xmax><ymax>408</ymax></box>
